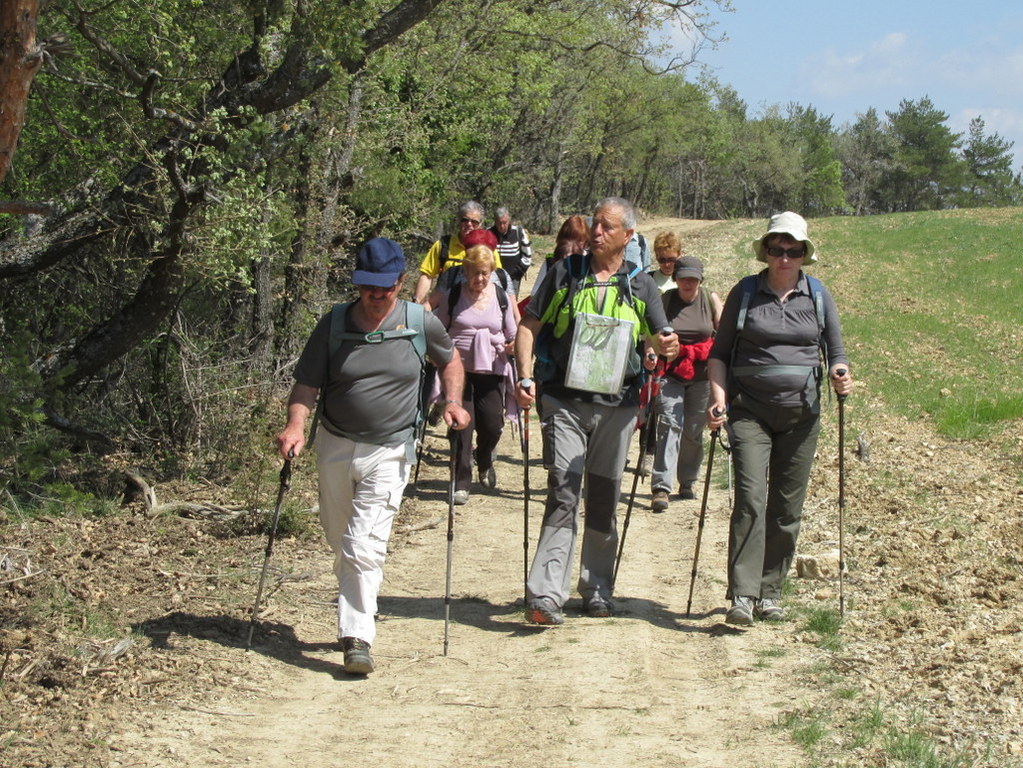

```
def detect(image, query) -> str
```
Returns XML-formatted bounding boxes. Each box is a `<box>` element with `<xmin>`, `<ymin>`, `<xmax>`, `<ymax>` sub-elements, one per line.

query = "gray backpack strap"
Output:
<box><xmin>329</xmin><ymin>302</ymin><xmax>421</xmax><ymax>353</ymax></box>
<box><xmin>312</xmin><ymin>301</ymin><xmax>427</xmax><ymax>443</ymax></box>
<box><xmin>404</xmin><ymin>301</ymin><xmax>427</xmax><ymax>362</ymax></box>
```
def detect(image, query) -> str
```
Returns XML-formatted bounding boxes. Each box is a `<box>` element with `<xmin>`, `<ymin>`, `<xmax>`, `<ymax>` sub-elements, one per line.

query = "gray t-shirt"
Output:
<box><xmin>710</xmin><ymin>270</ymin><xmax>847</xmax><ymax>408</ymax></box>
<box><xmin>293</xmin><ymin>300</ymin><xmax>454</xmax><ymax>447</ymax></box>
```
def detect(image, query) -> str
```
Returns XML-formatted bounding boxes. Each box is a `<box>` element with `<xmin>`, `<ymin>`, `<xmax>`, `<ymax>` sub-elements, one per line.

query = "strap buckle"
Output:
<box><xmin>364</xmin><ymin>331</ymin><xmax>385</xmax><ymax>344</ymax></box>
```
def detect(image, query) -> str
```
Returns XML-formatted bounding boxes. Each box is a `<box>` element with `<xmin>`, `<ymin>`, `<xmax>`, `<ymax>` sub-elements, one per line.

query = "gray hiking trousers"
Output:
<box><xmin>526</xmin><ymin>394</ymin><xmax>637</xmax><ymax>609</ymax></box>
<box><xmin>726</xmin><ymin>392</ymin><xmax>820</xmax><ymax>601</ymax></box>
<box><xmin>652</xmin><ymin>377</ymin><xmax>710</xmax><ymax>492</ymax></box>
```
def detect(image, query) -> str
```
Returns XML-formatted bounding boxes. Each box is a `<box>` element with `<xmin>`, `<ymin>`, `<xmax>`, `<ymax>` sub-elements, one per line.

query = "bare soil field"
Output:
<box><xmin>2</xmin><ymin>217</ymin><xmax>1021</xmax><ymax>768</ymax></box>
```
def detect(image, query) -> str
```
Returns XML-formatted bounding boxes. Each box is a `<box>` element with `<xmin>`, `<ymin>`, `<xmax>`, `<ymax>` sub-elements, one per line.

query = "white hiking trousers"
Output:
<box><xmin>315</xmin><ymin>430</ymin><xmax>410</xmax><ymax>646</ymax></box>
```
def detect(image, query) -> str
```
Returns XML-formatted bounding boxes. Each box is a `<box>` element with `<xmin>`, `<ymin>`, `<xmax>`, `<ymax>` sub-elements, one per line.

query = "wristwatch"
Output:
<box><xmin>519</xmin><ymin>377</ymin><xmax>533</xmax><ymax>390</ymax></box>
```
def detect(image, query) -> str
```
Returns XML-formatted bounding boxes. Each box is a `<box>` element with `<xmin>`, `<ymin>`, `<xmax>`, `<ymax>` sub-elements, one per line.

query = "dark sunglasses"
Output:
<box><xmin>460</xmin><ymin>217</ymin><xmax>482</xmax><ymax>226</ymax></box>
<box><xmin>766</xmin><ymin>245</ymin><xmax>806</xmax><ymax>259</ymax></box>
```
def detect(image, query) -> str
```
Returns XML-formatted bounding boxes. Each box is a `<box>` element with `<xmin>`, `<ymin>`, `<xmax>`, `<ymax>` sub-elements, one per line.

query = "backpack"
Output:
<box><xmin>534</xmin><ymin>252</ymin><xmax>645</xmax><ymax>384</ymax></box>
<box><xmin>444</xmin><ymin>280</ymin><xmax>510</xmax><ymax>329</ymax></box>
<box><xmin>310</xmin><ymin>300</ymin><xmax>428</xmax><ymax>443</ymax></box>
<box><xmin>328</xmin><ymin>300</ymin><xmax>427</xmax><ymax>363</ymax></box>
<box><xmin>436</xmin><ymin>263</ymin><xmax>511</xmax><ymax>298</ymax></box>
<box><xmin>435</xmin><ymin>236</ymin><xmax>452</xmax><ymax>272</ymax></box>
<box><xmin>731</xmin><ymin>273</ymin><xmax>828</xmax><ymax>381</ymax></box>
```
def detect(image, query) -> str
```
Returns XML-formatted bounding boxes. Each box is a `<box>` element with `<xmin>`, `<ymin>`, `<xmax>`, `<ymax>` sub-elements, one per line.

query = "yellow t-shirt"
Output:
<box><xmin>419</xmin><ymin>234</ymin><xmax>503</xmax><ymax>277</ymax></box>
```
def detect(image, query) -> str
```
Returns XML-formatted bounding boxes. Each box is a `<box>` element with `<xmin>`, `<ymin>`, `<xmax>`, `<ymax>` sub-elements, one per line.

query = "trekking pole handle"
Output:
<box><xmin>833</xmin><ymin>368</ymin><xmax>848</xmax><ymax>403</ymax></box>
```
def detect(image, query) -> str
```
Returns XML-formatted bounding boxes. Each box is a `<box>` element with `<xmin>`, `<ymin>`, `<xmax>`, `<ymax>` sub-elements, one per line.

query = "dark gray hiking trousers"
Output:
<box><xmin>726</xmin><ymin>392</ymin><xmax>821</xmax><ymax>601</ymax></box>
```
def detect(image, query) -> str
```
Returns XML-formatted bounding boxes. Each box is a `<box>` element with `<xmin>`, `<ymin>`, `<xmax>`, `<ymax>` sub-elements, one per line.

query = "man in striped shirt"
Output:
<box><xmin>489</xmin><ymin>206</ymin><xmax>532</xmax><ymax>296</ymax></box>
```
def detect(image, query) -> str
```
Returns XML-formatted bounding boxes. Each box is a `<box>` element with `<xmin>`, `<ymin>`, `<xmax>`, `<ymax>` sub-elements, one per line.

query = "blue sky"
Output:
<box><xmin>673</xmin><ymin>0</ymin><xmax>1023</xmax><ymax>167</ymax></box>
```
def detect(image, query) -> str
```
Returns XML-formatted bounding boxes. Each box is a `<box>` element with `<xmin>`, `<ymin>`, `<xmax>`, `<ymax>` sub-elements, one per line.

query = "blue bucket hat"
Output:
<box><xmin>353</xmin><ymin>238</ymin><xmax>407</xmax><ymax>287</ymax></box>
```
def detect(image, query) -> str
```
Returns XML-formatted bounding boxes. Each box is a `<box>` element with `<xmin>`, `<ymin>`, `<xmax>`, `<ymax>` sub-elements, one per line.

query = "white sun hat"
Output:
<box><xmin>752</xmin><ymin>211</ymin><xmax>818</xmax><ymax>264</ymax></box>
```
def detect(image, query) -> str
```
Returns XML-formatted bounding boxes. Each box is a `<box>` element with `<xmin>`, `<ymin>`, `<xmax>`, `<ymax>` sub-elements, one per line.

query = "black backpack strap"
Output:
<box><xmin>438</xmin><ymin>235</ymin><xmax>450</xmax><ymax>270</ymax></box>
<box><xmin>446</xmin><ymin>280</ymin><xmax>509</xmax><ymax>328</ymax></box>
<box><xmin>445</xmin><ymin>283</ymin><xmax>462</xmax><ymax>330</ymax></box>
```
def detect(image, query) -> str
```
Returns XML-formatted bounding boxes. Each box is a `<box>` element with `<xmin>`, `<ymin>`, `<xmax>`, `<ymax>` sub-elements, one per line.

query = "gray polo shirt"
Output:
<box><xmin>294</xmin><ymin>300</ymin><xmax>454</xmax><ymax>447</ymax></box>
<box><xmin>710</xmin><ymin>270</ymin><xmax>848</xmax><ymax>408</ymax></box>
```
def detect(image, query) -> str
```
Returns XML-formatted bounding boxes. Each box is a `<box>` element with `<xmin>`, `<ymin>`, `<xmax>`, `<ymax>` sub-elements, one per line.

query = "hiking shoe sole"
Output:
<box><xmin>755</xmin><ymin>600</ymin><xmax>785</xmax><ymax>622</ymax></box>
<box><xmin>584</xmin><ymin>599</ymin><xmax>614</xmax><ymax>618</ymax></box>
<box><xmin>725</xmin><ymin>597</ymin><xmax>755</xmax><ymax>626</ymax></box>
<box><xmin>342</xmin><ymin>638</ymin><xmax>375</xmax><ymax>674</ymax></box>
<box><xmin>725</xmin><ymin>607</ymin><xmax>754</xmax><ymax>626</ymax></box>
<box><xmin>525</xmin><ymin>601</ymin><xmax>564</xmax><ymax>626</ymax></box>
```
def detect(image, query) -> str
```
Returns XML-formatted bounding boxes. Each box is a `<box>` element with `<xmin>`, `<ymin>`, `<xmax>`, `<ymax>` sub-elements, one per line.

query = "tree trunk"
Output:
<box><xmin>0</xmin><ymin>0</ymin><xmax>43</xmax><ymax>186</ymax></box>
<box><xmin>548</xmin><ymin>142</ymin><xmax>565</xmax><ymax>234</ymax></box>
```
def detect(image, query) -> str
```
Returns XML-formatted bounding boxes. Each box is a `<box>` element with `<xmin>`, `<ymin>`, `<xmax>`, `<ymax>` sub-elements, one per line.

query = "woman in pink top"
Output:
<box><xmin>435</xmin><ymin>244</ymin><xmax>518</xmax><ymax>504</ymax></box>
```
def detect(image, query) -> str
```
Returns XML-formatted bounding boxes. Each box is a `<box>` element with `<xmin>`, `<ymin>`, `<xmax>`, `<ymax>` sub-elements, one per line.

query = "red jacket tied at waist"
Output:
<box><xmin>663</xmin><ymin>337</ymin><xmax>714</xmax><ymax>381</ymax></box>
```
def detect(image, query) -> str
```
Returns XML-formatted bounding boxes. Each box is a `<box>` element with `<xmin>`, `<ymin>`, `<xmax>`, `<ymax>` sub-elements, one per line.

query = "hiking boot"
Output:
<box><xmin>342</xmin><ymin>637</ymin><xmax>375</xmax><ymax>675</ymax></box>
<box><xmin>525</xmin><ymin>598</ymin><xmax>564</xmax><ymax>626</ymax></box>
<box><xmin>583</xmin><ymin>596</ymin><xmax>614</xmax><ymax>618</ymax></box>
<box><xmin>479</xmin><ymin>465</ymin><xmax>497</xmax><ymax>489</ymax></box>
<box><xmin>755</xmin><ymin>597</ymin><xmax>785</xmax><ymax>622</ymax></box>
<box><xmin>453</xmin><ymin>489</ymin><xmax>469</xmax><ymax>505</ymax></box>
<box><xmin>725</xmin><ymin>596</ymin><xmax>755</xmax><ymax>626</ymax></box>
<box><xmin>651</xmin><ymin>489</ymin><xmax>670</xmax><ymax>513</ymax></box>
<box><xmin>679</xmin><ymin>484</ymin><xmax>696</xmax><ymax>500</ymax></box>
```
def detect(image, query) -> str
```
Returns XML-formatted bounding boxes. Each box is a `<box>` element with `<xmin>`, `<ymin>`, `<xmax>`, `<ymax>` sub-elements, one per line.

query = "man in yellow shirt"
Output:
<box><xmin>414</xmin><ymin>201</ymin><xmax>503</xmax><ymax>302</ymax></box>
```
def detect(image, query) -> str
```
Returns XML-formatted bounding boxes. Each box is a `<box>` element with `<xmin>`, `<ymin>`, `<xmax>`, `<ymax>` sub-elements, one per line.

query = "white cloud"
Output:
<box><xmin>953</xmin><ymin>107</ymin><xmax>1023</xmax><ymax>149</ymax></box>
<box><xmin>802</xmin><ymin>32</ymin><xmax>916</xmax><ymax>99</ymax></box>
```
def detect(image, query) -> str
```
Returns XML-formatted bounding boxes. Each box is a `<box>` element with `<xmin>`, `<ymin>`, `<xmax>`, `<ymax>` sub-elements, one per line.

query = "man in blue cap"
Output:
<box><xmin>278</xmin><ymin>238</ymin><xmax>470</xmax><ymax>674</ymax></box>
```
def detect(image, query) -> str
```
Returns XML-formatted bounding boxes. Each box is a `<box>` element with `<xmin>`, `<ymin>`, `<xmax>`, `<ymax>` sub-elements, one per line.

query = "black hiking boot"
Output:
<box><xmin>342</xmin><ymin>637</ymin><xmax>375</xmax><ymax>674</ymax></box>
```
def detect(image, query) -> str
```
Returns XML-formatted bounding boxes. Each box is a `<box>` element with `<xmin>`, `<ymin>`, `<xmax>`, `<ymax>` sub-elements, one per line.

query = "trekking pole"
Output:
<box><xmin>725</xmin><ymin>433</ymin><xmax>733</xmax><ymax>509</ymax></box>
<box><xmin>443</xmin><ymin>430</ymin><xmax>459</xmax><ymax>655</ymax></box>
<box><xmin>836</xmin><ymin>368</ymin><xmax>848</xmax><ymax>618</ymax></box>
<box><xmin>511</xmin><ymin>360</ymin><xmax>531</xmax><ymax>606</ymax></box>
<box><xmin>246</xmin><ymin>452</ymin><xmax>293</xmax><ymax>650</ymax></box>
<box><xmin>522</xmin><ymin>403</ymin><xmax>531</xmax><ymax>607</ymax></box>
<box><xmin>412</xmin><ymin>417</ymin><xmax>427</xmax><ymax>490</ymax></box>
<box><xmin>686</xmin><ymin>412</ymin><xmax>721</xmax><ymax>618</ymax></box>
<box><xmin>613</xmin><ymin>366</ymin><xmax>662</xmax><ymax>589</ymax></box>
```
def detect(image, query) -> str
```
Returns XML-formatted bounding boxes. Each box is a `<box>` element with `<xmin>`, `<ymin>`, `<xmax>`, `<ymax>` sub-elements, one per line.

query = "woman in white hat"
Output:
<box><xmin>706</xmin><ymin>212</ymin><xmax>852</xmax><ymax>626</ymax></box>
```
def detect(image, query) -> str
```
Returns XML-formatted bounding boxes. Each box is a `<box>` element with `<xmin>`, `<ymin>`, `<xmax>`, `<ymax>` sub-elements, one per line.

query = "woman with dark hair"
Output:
<box><xmin>532</xmin><ymin>214</ymin><xmax>588</xmax><ymax>289</ymax></box>
<box><xmin>646</xmin><ymin>255</ymin><xmax>722</xmax><ymax>512</ymax></box>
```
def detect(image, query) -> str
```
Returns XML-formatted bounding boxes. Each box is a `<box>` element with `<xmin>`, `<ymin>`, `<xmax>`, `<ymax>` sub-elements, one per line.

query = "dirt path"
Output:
<box><xmin>108</xmin><ymin>219</ymin><xmax>818</xmax><ymax>767</ymax></box>
<box><xmin>109</xmin><ymin>424</ymin><xmax>814</xmax><ymax>768</ymax></box>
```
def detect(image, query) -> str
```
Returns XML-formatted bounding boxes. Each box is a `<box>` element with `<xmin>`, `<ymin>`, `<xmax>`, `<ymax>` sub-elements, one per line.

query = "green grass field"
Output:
<box><xmin>811</xmin><ymin>208</ymin><xmax>1023</xmax><ymax>440</ymax></box>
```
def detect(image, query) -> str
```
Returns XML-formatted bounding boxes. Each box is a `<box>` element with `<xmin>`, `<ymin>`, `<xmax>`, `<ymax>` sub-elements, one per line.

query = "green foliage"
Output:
<box><xmin>882</xmin><ymin>98</ymin><xmax>965</xmax><ymax>212</ymax></box>
<box><xmin>960</xmin><ymin>117</ymin><xmax>1020</xmax><ymax>207</ymax></box>
<box><xmin>801</xmin><ymin>607</ymin><xmax>842</xmax><ymax>650</ymax></box>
